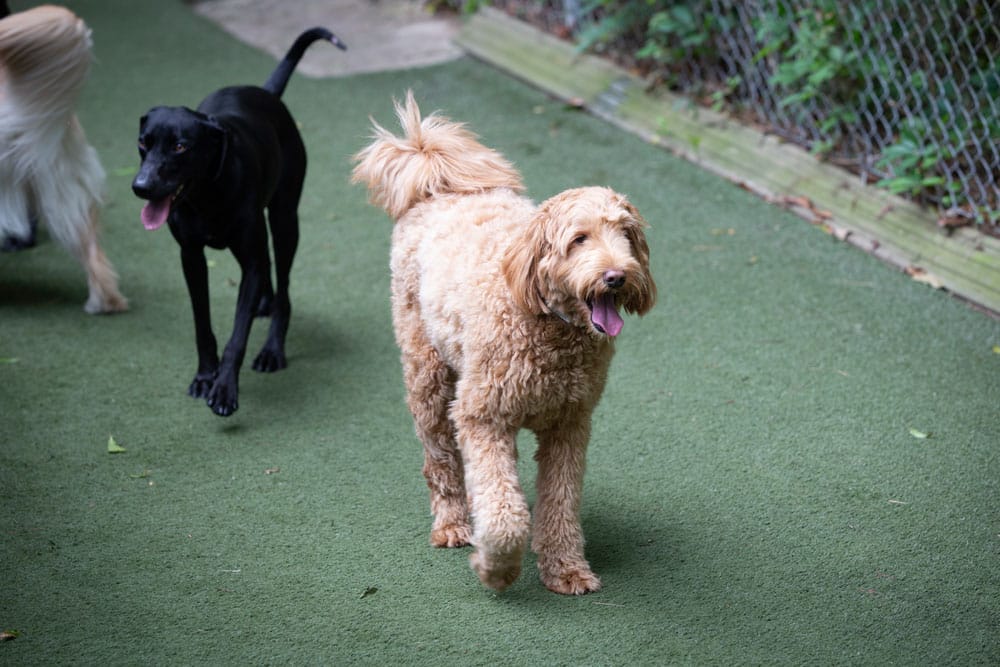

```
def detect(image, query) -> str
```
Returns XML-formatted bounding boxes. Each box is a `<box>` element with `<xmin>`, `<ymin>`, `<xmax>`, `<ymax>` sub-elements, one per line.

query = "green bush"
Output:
<box><xmin>564</xmin><ymin>0</ymin><xmax>999</xmax><ymax>228</ymax></box>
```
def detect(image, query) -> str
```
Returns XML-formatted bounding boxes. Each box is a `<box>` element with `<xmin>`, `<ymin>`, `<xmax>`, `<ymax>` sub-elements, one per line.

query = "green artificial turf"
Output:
<box><xmin>2</xmin><ymin>1</ymin><xmax>998</xmax><ymax>664</ymax></box>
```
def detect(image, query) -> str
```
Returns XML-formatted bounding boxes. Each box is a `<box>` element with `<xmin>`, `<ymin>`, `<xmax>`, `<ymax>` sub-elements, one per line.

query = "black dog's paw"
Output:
<box><xmin>205</xmin><ymin>382</ymin><xmax>239</xmax><ymax>417</ymax></box>
<box><xmin>252</xmin><ymin>346</ymin><xmax>287</xmax><ymax>373</ymax></box>
<box><xmin>188</xmin><ymin>373</ymin><xmax>216</xmax><ymax>399</ymax></box>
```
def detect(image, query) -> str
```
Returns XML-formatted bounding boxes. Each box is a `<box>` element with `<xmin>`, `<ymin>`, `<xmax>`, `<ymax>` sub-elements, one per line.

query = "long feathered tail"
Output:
<box><xmin>0</xmin><ymin>6</ymin><xmax>93</xmax><ymax>152</ymax></box>
<box><xmin>0</xmin><ymin>5</ymin><xmax>103</xmax><ymax>244</ymax></box>
<box><xmin>351</xmin><ymin>91</ymin><xmax>525</xmax><ymax>220</ymax></box>
<box><xmin>262</xmin><ymin>26</ymin><xmax>346</xmax><ymax>98</ymax></box>
<box><xmin>0</xmin><ymin>5</ymin><xmax>127</xmax><ymax>313</ymax></box>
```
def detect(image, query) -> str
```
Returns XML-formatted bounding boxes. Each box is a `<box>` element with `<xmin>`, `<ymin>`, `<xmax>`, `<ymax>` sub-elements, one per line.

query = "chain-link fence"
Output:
<box><xmin>491</xmin><ymin>0</ymin><xmax>1000</xmax><ymax>232</ymax></box>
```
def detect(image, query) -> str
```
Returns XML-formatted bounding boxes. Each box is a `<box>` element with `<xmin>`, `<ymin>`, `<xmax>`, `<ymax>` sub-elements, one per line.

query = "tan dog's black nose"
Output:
<box><xmin>603</xmin><ymin>269</ymin><xmax>625</xmax><ymax>289</ymax></box>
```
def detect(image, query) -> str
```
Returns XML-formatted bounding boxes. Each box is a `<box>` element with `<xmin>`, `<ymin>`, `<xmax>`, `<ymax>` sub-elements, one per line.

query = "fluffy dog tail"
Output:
<box><xmin>351</xmin><ymin>91</ymin><xmax>524</xmax><ymax>220</ymax></box>
<box><xmin>262</xmin><ymin>27</ymin><xmax>346</xmax><ymax>98</ymax></box>
<box><xmin>0</xmin><ymin>6</ymin><xmax>94</xmax><ymax>171</ymax></box>
<box><xmin>0</xmin><ymin>5</ymin><xmax>128</xmax><ymax>314</ymax></box>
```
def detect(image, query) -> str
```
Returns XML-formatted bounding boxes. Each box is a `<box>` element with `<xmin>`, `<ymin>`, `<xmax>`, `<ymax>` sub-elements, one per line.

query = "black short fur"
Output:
<box><xmin>132</xmin><ymin>27</ymin><xmax>345</xmax><ymax>417</ymax></box>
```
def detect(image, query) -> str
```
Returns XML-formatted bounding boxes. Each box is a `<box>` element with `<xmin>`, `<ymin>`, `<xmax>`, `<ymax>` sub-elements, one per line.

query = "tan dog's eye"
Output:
<box><xmin>572</xmin><ymin>234</ymin><xmax>587</xmax><ymax>246</ymax></box>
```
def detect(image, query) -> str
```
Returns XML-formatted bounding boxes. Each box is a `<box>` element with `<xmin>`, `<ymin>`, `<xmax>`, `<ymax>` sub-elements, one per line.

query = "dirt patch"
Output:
<box><xmin>191</xmin><ymin>0</ymin><xmax>463</xmax><ymax>77</ymax></box>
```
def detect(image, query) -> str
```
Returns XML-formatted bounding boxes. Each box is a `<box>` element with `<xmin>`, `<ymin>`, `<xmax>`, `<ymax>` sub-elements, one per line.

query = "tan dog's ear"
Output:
<box><xmin>502</xmin><ymin>211</ymin><xmax>549</xmax><ymax>315</ymax></box>
<box><xmin>620</xmin><ymin>200</ymin><xmax>657</xmax><ymax>316</ymax></box>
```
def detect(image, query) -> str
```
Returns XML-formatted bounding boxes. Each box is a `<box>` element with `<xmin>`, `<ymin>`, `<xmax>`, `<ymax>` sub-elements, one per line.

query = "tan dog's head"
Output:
<box><xmin>502</xmin><ymin>187</ymin><xmax>656</xmax><ymax>338</ymax></box>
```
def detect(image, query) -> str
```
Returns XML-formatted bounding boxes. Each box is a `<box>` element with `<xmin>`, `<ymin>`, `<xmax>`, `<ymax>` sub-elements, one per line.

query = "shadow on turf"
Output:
<box><xmin>0</xmin><ymin>276</ymin><xmax>88</xmax><ymax>312</ymax></box>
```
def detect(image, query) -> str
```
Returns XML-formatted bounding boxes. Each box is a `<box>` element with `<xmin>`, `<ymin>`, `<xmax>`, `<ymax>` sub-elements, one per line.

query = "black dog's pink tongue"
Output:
<box><xmin>591</xmin><ymin>293</ymin><xmax>624</xmax><ymax>337</ymax></box>
<box><xmin>141</xmin><ymin>198</ymin><xmax>170</xmax><ymax>231</ymax></box>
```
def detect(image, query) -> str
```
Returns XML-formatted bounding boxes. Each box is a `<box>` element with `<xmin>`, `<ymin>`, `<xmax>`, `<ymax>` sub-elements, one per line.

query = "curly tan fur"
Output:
<box><xmin>352</xmin><ymin>92</ymin><xmax>656</xmax><ymax>595</ymax></box>
<box><xmin>0</xmin><ymin>5</ymin><xmax>127</xmax><ymax>313</ymax></box>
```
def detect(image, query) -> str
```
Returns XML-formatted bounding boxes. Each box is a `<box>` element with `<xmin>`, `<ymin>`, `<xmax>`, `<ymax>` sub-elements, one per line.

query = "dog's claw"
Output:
<box><xmin>203</xmin><ymin>379</ymin><xmax>239</xmax><ymax>417</ymax></box>
<box><xmin>430</xmin><ymin>522</ymin><xmax>472</xmax><ymax>548</ymax></box>
<box><xmin>252</xmin><ymin>348</ymin><xmax>287</xmax><ymax>373</ymax></box>
<box><xmin>542</xmin><ymin>569</ymin><xmax>602</xmax><ymax>596</ymax></box>
<box><xmin>205</xmin><ymin>393</ymin><xmax>238</xmax><ymax>417</ymax></box>
<box><xmin>210</xmin><ymin>400</ymin><xmax>237</xmax><ymax>417</ymax></box>
<box><xmin>188</xmin><ymin>375</ymin><xmax>215</xmax><ymax>399</ymax></box>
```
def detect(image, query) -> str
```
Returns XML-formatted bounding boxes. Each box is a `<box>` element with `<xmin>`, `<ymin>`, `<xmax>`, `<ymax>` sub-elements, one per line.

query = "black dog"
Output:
<box><xmin>132</xmin><ymin>28</ymin><xmax>345</xmax><ymax>417</ymax></box>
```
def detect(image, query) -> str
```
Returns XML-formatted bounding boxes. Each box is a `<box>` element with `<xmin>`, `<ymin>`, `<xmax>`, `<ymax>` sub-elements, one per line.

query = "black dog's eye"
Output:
<box><xmin>173</xmin><ymin>142</ymin><xmax>187</xmax><ymax>154</ymax></box>
<box><xmin>137</xmin><ymin>139</ymin><xmax>146</xmax><ymax>152</ymax></box>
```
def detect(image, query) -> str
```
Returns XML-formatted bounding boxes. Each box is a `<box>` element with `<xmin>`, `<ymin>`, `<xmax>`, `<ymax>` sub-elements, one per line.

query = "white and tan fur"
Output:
<box><xmin>0</xmin><ymin>5</ymin><xmax>126</xmax><ymax>313</ymax></box>
<box><xmin>352</xmin><ymin>93</ymin><xmax>656</xmax><ymax>594</ymax></box>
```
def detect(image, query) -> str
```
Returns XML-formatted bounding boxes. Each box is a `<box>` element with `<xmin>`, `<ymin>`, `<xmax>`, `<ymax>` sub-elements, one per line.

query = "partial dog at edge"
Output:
<box><xmin>132</xmin><ymin>27</ymin><xmax>345</xmax><ymax>417</ymax></box>
<box><xmin>352</xmin><ymin>92</ymin><xmax>656</xmax><ymax>594</ymax></box>
<box><xmin>0</xmin><ymin>4</ymin><xmax>127</xmax><ymax>313</ymax></box>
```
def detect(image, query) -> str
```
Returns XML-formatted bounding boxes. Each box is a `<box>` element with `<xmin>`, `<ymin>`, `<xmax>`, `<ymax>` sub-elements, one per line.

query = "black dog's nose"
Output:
<box><xmin>603</xmin><ymin>269</ymin><xmax>626</xmax><ymax>289</ymax></box>
<box><xmin>131</xmin><ymin>173</ymin><xmax>152</xmax><ymax>199</ymax></box>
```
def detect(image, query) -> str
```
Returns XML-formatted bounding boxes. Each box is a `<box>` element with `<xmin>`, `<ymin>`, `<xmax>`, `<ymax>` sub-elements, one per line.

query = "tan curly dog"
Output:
<box><xmin>352</xmin><ymin>92</ymin><xmax>656</xmax><ymax>595</ymax></box>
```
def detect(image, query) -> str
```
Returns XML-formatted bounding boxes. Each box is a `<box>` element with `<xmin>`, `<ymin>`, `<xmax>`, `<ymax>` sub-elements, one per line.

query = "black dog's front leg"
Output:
<box><xmin>205</xmin><ymin>256</ymin><xmax>266</xmax><ymax>417</ymax></box>
<box><xmin>180</xmin><ymin>246</ymin><xmax>219</xmax><ymax>400</ymax></box>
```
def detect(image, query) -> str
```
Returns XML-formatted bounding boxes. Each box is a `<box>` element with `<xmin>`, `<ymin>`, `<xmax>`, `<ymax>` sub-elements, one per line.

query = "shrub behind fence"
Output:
<box><xmin>494</xmin><ymin>0</ymin><xmax>1000</xmax><ymax>231</ymax></box>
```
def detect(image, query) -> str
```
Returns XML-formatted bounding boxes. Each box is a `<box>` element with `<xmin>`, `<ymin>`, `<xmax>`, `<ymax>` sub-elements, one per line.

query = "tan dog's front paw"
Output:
<box><xmin>470</xmin><ymin>547</ymin><xmax>523</xmax><ymax>592</ymax></box>
<box><xmin>540</xmin><ymin>566</ymin><xmax>602</xmax><ymax>595</ymax></box>
<box><xmin>431</xmin><ymin>521</ymin><xmax>472</xmax><ymax>548</ymax></box>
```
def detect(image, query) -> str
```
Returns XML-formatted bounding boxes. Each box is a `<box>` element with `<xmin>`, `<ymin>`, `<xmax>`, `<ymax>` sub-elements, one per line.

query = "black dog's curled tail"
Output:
<box><xmin>263</xmin><ymin>27</ymin><xmax>346</xmax><ymax>98</ymax></box>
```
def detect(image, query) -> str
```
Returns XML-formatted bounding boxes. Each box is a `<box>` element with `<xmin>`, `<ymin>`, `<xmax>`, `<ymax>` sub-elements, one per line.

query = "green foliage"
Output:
<box><xmin>566</xmin><ymin>0</ymin><xmax>999</xmax><ymax>228</ymax></box>
<box><xmin>875</xmin><ymin>120</ymin><xmax>952</xmax><ymax>197</ymax></box>
<box><xmin>754</xmin><ymin>2</ymin><xmax>861</xmax><ymax>149</ymax></box>
<box><xmin>425</xmin><ymin>0</ymin><xmax>487</xmax><ymax>14</ymax></box>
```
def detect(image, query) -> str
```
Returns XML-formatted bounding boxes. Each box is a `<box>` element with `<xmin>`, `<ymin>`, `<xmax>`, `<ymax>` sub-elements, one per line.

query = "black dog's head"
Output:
<box><xmin>132</xmin><ymin>106</ymin><xmax>228</xmax><ymax>231</ymax></box>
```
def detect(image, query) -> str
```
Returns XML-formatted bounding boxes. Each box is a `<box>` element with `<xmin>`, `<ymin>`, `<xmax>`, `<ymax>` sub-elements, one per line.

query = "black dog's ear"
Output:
<box><xmin>203</xmin><ymin>115</ymin><xmax>229</xmax><ymax>181</ymax></box>
<box><xmin>203</xmin><ymin>114</ymin><xmax>225</xmax><ymax>132</ymax></box>
<box><xmin>138</xmin><ymin>106</ymin><xmax>168</xmax><ymax>132</ymax></box>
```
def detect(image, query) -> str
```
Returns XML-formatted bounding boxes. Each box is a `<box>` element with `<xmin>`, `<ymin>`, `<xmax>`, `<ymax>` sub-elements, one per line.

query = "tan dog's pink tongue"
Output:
<box><xmin>141</xmin><ymin>198</ymin><xmax>170</xmax><ymax>231</ymax></box>
<box><xmin>591</xmin><ymin>293</ymin><xmax>623</xmax><ymax>337</ymax></box>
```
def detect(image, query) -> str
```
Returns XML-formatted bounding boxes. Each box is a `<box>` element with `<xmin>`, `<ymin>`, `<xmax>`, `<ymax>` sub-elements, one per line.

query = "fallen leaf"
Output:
<box><xmin>360</xmin><ymin>586</ymin><xmax>378</xmax><ymax>599</ymax></box>
<box><xmin>0</xmin><ymin>630</ymin><xmax>19</xmax><ymax>641</ymax></box>
<box><xmin>992</xmin><ymin>345</ymin><xmax>1000</xmax><ymax>354</ymax></box>
<box><xmin>129</xmin><ymin>469</ymin><xmax>151</xmax><ymax>479</ymax></box>
<box><xmin>887</xmin><ymin>499</ymin><xmax>908</xmax><ymax>505</ymax></box>
<box><xmin>107</xmin><ymin>435</ymin><xmax>126</xmax><ymax>453</ymax></box>
<box><xmin>904</xmin><ymin>266</ymin><xmax>943</xmax><ymax>289</ymax></box>
<box><xmin>0</xmin><ymin>357</ymin><xmax>18</xmax><ymax>364</ymax></box>
<box><xmin>264</xmin><ymin>467</ymin><xmax>281</xmax><ymax>475</ymax></box>
<box><xmin>908</xmin><ymin>428</ymin><xmax>930</xmax><ymax>439</ymax></box>
<box><xmin>937</xmin><ymin>207</ymin><xmax>974</xmax><ymax>230</ymax></box>
<box><xmin>828</xmin><ymin>224</ymin><xmax>851</xmax><ymax>242</ymax></box>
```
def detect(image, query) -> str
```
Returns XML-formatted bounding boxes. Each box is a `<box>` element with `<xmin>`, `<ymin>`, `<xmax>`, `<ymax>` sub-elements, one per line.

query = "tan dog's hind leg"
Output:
<box><xmin>532</xmin><ymin>420</ymin><xmax>602</xmax><ymax>595</ymax></box>
<box><xmin>456</xmin><ymin>412</ymin><xmax>531</xmax><ymax>592</ymax></box>
<box><xmin>400</xmin><ymin>335</ymin><xmax>471</xmax><ymax>548</ymax></box>
<box><xmin>79</xmin><ymin>207</ymin><xmax>128</xmax><ymax>314</ymax></box>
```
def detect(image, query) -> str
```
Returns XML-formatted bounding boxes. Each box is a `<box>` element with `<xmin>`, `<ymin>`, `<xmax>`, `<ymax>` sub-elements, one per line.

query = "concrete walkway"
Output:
<box><xmin>192</xmin><ymin>0</ymin><xmax>463</xmax><ymax>77</ymax></box>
